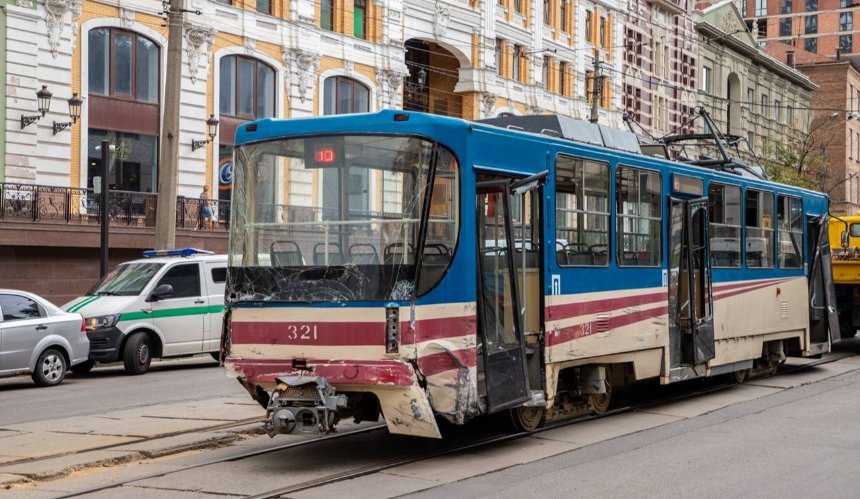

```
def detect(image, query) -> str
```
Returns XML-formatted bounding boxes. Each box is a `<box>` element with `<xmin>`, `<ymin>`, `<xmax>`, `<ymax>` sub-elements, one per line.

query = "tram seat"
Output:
<box><xmin>564</xmin><ymin>243</ymin><xmax>593</xmax><ymax>265</ymax></box>
<box><xmin>349</xmin><ymin>244</ymin><xmax>379</xmax><ymax>264</ymax></box>
<box><xmin>384</xmin><ymin>242</ymin><xmax>414</xmax><ymax>264</ymax></box>
<box><xmin>514</xmin><ymin>248</ymin><xmax>539</xmax><ymax>267</ymax></box>
<box><xmin>422</xmin><ymin>244</ymin><xmax>451</xmax><ymax>265</ymax></box>
<box><xmin>555</xmin><ymin>241</ymin><xmax>568</xmax><ymax>265</ymax></box>
<box><xmin>591</xmin><ymin>244</ymin><xmax>609</xmax><ymax>266</ymax></box>
<box><xmin>713</xmin><ymin>251</ymin><xmax>739</xmax><ymax>267</ymax></box>
<box><xmin>270</xmin><ymin>241</ymin><xmax>304</xmax><ymax>267</ymax></box>
<box><xmin>313</xmin><ymin>242</ymin><xmax>344</xmax><ymax>265</ymax></box>
<box><xmin>780</xmin><ymin>253</ymin><xmax>801</xmax><ymax>268</ymax></box>
<box><xmin>621</xmin><ymin>251</ymin><xmax>639</xmax><ymax>266</ymax></box>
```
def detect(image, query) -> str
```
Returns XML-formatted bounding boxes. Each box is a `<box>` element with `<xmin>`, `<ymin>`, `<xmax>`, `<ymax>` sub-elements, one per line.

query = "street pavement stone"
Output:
<box><xmin>0</xmin><ymin>432</ymin><xmax>135</xmax><ymax>462</ymax></box>
<box><xmin>113</xmin><ymin>431</ymin><xmax>238</xmax><ymax>458</ymax></box>
<box><xmin>0</xmin><ymin>450</ymin><xmax>140</xmax><ymax>480</ymax></box>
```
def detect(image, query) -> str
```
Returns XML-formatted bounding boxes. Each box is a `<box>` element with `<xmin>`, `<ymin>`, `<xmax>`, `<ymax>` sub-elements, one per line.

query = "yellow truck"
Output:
<box><xmin>830</xmin><ymin>215</ymin><xmax>860</xmax><ymax>338</ymax></box>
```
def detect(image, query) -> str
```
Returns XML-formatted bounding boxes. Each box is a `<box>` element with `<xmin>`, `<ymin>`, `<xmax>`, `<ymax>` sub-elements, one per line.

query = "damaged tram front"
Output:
<box><xmin>223</xmin><ymin>113</ymin><xmax>473</xmax><ymax>439</ymax></box>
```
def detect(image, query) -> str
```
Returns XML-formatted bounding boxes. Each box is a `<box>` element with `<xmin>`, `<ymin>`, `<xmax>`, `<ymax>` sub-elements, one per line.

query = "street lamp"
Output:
<box><xmin>53</xmin><ymin>93</ymin><xmax>84</xmax><ymax>135</ymax></box>
<box><xmin>20</xmin><ymin>85</ymin><xmax>52</xmax><ymax>129</ymax></box>
<box><xmin>191</xmin><ymin>114</ymin><xmax>219</xmax><ymax>151</ymax></box>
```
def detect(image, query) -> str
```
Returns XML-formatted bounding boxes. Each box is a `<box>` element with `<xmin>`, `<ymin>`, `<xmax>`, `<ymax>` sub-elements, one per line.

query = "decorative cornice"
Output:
<box><xmin>284</xmin><ymin>48</ymin><xmax>320</xmax><ymax>103</ymax></box>
<box><xmin>45</xmin><ymin>0</ymin><xmax>74</xmax><ymax>58</ymax></box>
<box><xmin>482</xmin><ymin>93</ymin><xmax>497</xmax><ymax>118</ymax></box>
<box><xmin>184</xmin><ymin>23</ymin><xmax>215</xmax><ymax>84</ymax></box>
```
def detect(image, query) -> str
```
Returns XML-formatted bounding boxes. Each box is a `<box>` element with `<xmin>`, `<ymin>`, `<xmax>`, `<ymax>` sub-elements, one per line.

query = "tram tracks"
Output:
<box><xmin>55</xmin><ymin>352</ymin><xmax>851</xmax><ymax>499</ymax></box>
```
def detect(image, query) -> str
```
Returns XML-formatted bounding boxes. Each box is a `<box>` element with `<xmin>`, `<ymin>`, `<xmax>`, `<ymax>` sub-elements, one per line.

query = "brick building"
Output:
<box><xmin>741</xmin><ymin>0</ymin><xmax>858</xmax><ymax>57</ymax></box>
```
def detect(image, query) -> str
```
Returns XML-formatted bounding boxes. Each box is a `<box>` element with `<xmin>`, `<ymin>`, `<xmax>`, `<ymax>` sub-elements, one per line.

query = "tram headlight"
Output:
<box><xmin>85</xmin><ymin>314</ymin><xmax>120</xmax><ymax>331</ymax></box>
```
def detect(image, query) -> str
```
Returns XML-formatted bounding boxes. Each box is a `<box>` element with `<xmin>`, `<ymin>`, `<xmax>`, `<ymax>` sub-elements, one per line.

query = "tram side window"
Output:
<box><xmin>616</xmin><ymin>166</ymin><xmax>661</xmax><ymax>267</ymax></box>
<box><xmin>708</xmin><ymin>183</ymin><xmax>741</xmax><ymax>268</ymax></box>
<box><xmin>777</xmin><ymin>195</ymin><xmax>803</xmax><ymax>269</ymax></box>
<box><xmin>745</xmin><ymin>189</ymin><xmax>774</xmax><ymax>268</ymax></box>
<box><xmin>555</xmin><ymin>155</ymin><xmax>610</xmax><ymax>266</ymax></box>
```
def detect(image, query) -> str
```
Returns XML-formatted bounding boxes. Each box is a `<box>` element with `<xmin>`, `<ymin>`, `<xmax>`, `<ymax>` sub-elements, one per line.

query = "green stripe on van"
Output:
<box><xmin>120</xmin><ymin>304</ymin><xmax>224</xmax><ymax>322</ymax></box>
<box><xmin>67</xmin><ymin>295</ymin><xmax>100</xmax><ymax>313</ymax></box>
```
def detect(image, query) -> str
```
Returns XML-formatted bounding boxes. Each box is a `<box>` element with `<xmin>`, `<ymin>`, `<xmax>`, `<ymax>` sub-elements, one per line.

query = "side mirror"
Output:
<box><xmin>842</xmin><ymin>231</ymin><xmax>849</xmax><ymax>250</ymax></box>
<box><xmin>147</xmin><ymin>284</ymin><xmax>174</xmax><ymax>302</ymax></box>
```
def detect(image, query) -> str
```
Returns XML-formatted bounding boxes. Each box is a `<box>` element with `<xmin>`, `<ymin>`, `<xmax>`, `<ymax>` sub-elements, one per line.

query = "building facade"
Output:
<box><xmin>696</xmin><ymin>1</ymin><xmax>815</xmax><ymax>162</ymax></box>
<box><xmin>741</xmin><ymin>0</ymin><xmax>857</xmax><ymax>57</ymax></box>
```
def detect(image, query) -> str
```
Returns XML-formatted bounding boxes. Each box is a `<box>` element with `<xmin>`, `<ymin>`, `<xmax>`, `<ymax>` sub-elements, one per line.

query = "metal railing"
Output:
<box><xmin>0</xmin><ymin>181</ymin><xmax>230</xmax><ymax>231</ymax></box>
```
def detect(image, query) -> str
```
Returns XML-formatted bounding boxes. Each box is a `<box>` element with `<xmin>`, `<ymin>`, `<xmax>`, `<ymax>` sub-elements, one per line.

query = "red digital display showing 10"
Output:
<box><xmin>314</xmin><ymin>145</ymin><xmax>336</xmax><ymax>164</ymax></box>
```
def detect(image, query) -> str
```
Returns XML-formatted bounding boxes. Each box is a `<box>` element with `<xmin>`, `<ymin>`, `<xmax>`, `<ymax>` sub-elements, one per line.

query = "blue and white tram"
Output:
<box><xmin>223</xmin><ymin>110</ymin><xmax>839</xmax><ymax>438</ymax></box>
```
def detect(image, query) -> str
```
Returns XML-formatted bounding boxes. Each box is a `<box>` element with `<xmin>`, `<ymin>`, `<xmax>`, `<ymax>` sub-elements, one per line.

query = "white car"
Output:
<box><xmin>0</xmin><ymin>289</ymin><xmax>89</xmax><ymax>387</ymax></box>
<box><xmin>63</xmin><ymin>248</ymin><xmax>227</xmax><ymax>375</ymax></box>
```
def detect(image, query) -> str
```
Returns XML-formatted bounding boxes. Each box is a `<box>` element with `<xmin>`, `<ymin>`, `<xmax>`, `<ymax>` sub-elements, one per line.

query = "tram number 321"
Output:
<box><xmin>285</xmin><ymin>324</ymin><xmax>319</xmax><ymax>341</ymax></box>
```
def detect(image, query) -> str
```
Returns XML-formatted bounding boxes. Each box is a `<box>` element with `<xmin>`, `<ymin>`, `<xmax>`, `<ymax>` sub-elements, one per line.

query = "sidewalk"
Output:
<box><xmin>0</xmin><ymin>395</ymin><xmax>265</xmax><ymax>488</ymax></box>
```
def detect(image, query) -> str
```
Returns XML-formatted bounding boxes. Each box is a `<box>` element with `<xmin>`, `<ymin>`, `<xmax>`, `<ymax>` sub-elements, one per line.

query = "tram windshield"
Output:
<box><xmin>227</xmin><ymin>135</ymin><xmax>459</xmax><ymax>302</ymax></box>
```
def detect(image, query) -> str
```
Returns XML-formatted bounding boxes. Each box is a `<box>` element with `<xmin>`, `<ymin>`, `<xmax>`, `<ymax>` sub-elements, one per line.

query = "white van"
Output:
<box><xmin>62</xmin><ymin>248</ymin><xmax>227</xmax><ymax>375</ymax></box>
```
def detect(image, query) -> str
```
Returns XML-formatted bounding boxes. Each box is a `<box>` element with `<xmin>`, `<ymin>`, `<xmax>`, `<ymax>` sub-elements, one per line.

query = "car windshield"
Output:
<box><xmin>228</xmin><ymin>134</ymin><xmax>459</xmax><ymax>302</ymax></box>
<box><xmin>88</xmin><ymin>262</ymin><xmax>164</xmax><ymax>296</ymax></box>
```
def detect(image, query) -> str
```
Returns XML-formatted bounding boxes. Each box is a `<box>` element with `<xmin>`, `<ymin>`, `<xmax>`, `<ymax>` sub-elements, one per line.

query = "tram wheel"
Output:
<box><xmin>586</xmin><ymin>381</ymin><xmax>612</xmax><ymax>415</ymax></box>
<box><xmin>510</xmin><ymin>406</ymin><xmax>545</xmax><ymax>432</ymax></box>
<box><xmin>733</xmin><ymin>368</ymin><xmax>750</xmax><ymax>384</ymax></box>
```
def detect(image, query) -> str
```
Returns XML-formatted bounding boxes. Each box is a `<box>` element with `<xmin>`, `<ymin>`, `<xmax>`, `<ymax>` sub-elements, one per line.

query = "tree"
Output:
<box><xmin>762</xmin><ymin>113</ymin><xmax>856</xmax><ymax>206</ymax></box>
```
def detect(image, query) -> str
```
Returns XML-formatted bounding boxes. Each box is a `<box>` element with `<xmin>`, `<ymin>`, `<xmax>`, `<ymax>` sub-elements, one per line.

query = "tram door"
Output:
<box><xmin>808</xmin><ymin>215</ymin><xmax>841</xmax><ymax>345</ymax></box>
<box><xmin>476</xmin><ymin>182</ymin><xmax>531</xmax><ymax>412</ymax></box>
<box><xmin>668</xmin><ymin>198</ymin><xmax>715</xmax><ymax>367</ymax></box>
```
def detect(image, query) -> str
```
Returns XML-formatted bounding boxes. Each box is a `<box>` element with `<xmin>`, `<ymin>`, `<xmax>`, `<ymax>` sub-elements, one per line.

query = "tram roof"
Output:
<box><xmin>234</xmin><ymin>110</ymin><xmax>829</xmax><ymax>203</ymax></box>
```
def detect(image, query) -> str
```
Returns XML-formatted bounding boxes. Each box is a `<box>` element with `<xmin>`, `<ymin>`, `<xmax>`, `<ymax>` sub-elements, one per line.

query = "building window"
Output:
<box><xmin>88</xmin><ymin>28</ymin><xmax>159</xmax><ymax>103</ymax></box>
<box><xmin>495</xmin><ymin>38</ymin><xmax>504</xmax><ymax>75</ymax></box>
<box><xmin>842</xmin><ymin>0</ymin><xmax>852</xmax><ymax>6</ymax></box>
<box><xmin>775</xmin><ymin>100</ymin><xmax>782</xmax><ymax>121</ymax></box>
<box><xmin>781</xmin><ymin>0</ymin><xmax>792</xmax><ymax>13</ymax></box>
<box><xmin>755</xmin><ymin>0</ymin><xmax>766</xmax><ymax>16</ymax></box>
<box><xmin>514</xmin><ymin>0</ymin><xmax>523</xmax><ymax>14</ymax></box>
<box><xmin>758</xmin><ymin>18</ymin><xmax>767</xmax><ymax>37</ymax></box>
<box><xmin>841</xmin><ymin>12</ymin><xmax>853</xmax><ymax>31</ymax></box>
<box><xmin>787</xmin><ymin>104</ymin><xmax>794</xmax><ymax>123</ymax></box>
<box><xmin>747</xmin><ymin>87</ymin><xmax>755</xmax><ymax>106</ymax></box>
<box><xmin>780</xmin><ymin>18</ymin><xmax>792</xmax><ymax>36</ymax></box>
<box><xmin>761</xmin><ymin>94</ymin><xmax>768</xmax><ymax>116</ymax></box>
<box><xmin>777</xmin><ymin>195</ymin><xmax>803</xmax><ymax>268</ymax></box>
<box><xmin>841</xmin><ymin>34</ymin><xmax>853</xmax><ymax>52</ymax></box>
<box><xmin>214</xmin><ymin>0</ymin><xmax>231</xmax><ymax>4</ymax></box>
<box><xmin>354</xmin><ymin>0</ymin><xmax>368</xmax><ymax>39</ymax></box>
<box><xmin>709</xmin><ymin>183</ymin><xmax>742</xmax><ymax>267</ymax></box>
<box><xmin>559</xmin><ymin>61</ymin><xmax>568</xmax><ymax>95</ymax></box>
<box><xmin>560</xmin><ymin>0</ymin><xmax>568</xmax><ymax>31</ymax></box>
<box><xmin>600</xmin><ymin>16</ymin><xmax>607</xmax><ymax>47</ymax></box>
<box><xmin>323</xmin><ymin>76</ymin><xmax>370</xmax><ymax>115</ymax></box>
<box><xmin>321</xmin><ymin>0</ymin><xmax>334</xmax><ymax>31</ymax></box>
<box><xmin>256</xmin><ymin>0</ymin><xmax>271</xmax><ymax>15</ymax></box>
<box><xmin>805</xmin><ymin>15</ymin><xmax>817</xmax><ymax>33</ymax></box>
<box><xmin>585</xmin><ymin>11</ymin><xmax>592</xmax><ymax>43</ymax></box>
<box><xmin>555</xmin><ymin>156</ymin><xmax>610</xmax><ymax>266</ymax></box>
<box><xmin>544</xmin><ymin>0</ymin><xmax>551</xmax><ymax>24</ymax></box>
<box><xmin>512</xmin><ymin>44</ymin><xmax>524</xmax><ymax>82</ymax></box>
<box><xmin>701</xmin><ymin>65</ymin><xmax>712</xmax><ymax>92</ymax></box>
<box><xmin>805</xmin><ymin>37</ymin><xmax>817</xmax><ymax>52</ymax></box>
<box><xmin>805</xmin><ymin>0</ymin><xmax>817</xmax><ymax>11</ymax></box>
<box><xmin>543</xmin><ymin>56</ymin><xmax>551</xmax><ymax>89</ymax></box>
<box><xmin>219</xmin><ymin>56</ymin><xmax>275</xmax><ymax>119</ymax></box>
<box><xmin>745</xmin><ymin>189</ymin><xmax>774</xmax><ymax>268</ymax></box>
<box><xmin>616</xmin><ymin>166</ymin><xmax>661</xmax><ymax>266</ymax></box>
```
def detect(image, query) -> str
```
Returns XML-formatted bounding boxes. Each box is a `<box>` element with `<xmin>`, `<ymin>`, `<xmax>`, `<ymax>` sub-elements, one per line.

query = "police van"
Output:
<box><xmin>63</xmin><ymin>248</ymin><xmax>228</xmax><ymax>375</ymax></box>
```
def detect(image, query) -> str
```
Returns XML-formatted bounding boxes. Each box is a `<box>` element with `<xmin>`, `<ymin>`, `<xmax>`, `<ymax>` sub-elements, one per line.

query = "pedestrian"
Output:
<box><xmin>199</xmin><ymin>184</ymin><xmax>213</xmax><ymax>230</ymax></box>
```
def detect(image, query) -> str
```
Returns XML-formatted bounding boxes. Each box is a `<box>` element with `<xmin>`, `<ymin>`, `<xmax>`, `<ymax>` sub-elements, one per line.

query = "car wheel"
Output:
<box><xmin>32</xmin><ymin>348</ymin><xmax>67</xmax><ymax>387</ymax></box>
<box><xmin>123</xmin><ymin>332</ymin><xmax>152</xmax><ymax>375</ymax></box>
<box><xmin>70</xmin><ymin>360</ymin><xmax>95</xmax><ymax>375</ymax></box>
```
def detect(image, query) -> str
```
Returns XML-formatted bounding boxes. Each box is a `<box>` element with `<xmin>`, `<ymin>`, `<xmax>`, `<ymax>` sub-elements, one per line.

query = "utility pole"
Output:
<box><xmin>99</xmin><ymin>140</ymin><xmax>113</xmax><ymax>277</ymax></box>
<box><xmin>589</xmin><ymin>52</ymin><xmax>602</xmax><ymax>124</ymax></box>
<box><xmin>155</xmin><ymin>0</ymin><xmax>184</xmax><ymax>249</ymax></box>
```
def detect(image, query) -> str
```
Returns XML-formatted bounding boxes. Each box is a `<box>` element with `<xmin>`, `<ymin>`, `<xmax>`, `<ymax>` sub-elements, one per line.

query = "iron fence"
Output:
<box><xmin>0</xmin><ymin>182</ymin><xmax>230</xmax><ymax>231</ymax></box>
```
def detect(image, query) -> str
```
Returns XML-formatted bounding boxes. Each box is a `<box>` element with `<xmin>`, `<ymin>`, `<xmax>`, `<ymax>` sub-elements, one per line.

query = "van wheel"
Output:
<box><xmin>71</xmin><ymin>360</ymin><xmax>95</xmax><ymax>375</ymax></box>
<box><xmin>124</xmin><ymin>333</ymin><xmax>152</xmax><ymax>375</ymax></box>
<box><xmin>32</xmin><ymin>348</ymin><xmax>67</xmax><ymax>387</ymax></box>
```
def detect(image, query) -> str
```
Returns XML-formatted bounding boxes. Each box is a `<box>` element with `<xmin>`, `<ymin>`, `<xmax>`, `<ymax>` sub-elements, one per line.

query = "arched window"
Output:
<box><xmin>323</xmin><ymin>76</ymin><xmax>370</xmax><ymax>115</ymax></box>
<box><xmin>87</xmin><ymin>28</ymin><xmax>160</xmax><ymax>194</ymax></box>
<box><xmin>217</xmin><ymin>55</ymin><xmax>277</xmax><ymax>210</ymax></box>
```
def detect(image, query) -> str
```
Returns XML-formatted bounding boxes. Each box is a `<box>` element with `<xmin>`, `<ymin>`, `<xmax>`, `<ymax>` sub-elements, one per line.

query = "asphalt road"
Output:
<box><xmin>0</xmin><ymin>355</ymin><xmax>246</xmax><ymax>426</ymax></box>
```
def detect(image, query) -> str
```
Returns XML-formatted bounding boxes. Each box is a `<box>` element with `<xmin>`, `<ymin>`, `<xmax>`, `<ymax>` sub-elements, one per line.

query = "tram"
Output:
<box><xmin>221</xmin><ymin>110</ymin><xmax>840</xmax><ymax>438</ymax></box>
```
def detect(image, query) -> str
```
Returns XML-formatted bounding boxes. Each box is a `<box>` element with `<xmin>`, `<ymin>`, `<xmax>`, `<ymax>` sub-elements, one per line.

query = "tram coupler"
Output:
<box><xmin>264</xmin><ymin>376</ymin><xmax>347</xmax><ymax>437</ymax></box>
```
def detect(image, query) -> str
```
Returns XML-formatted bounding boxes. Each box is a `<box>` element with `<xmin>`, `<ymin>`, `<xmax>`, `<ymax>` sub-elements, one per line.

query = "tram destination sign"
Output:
<box><xmin>672</xmin><ymin>174</ymin><xmax>704</xmax><ymax>196</ymax></box>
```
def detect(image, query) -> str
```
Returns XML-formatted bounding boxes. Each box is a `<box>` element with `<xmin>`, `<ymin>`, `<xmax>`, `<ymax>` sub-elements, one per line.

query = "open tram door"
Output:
<box><xmin>668</xmin><ymin>197</ymin><xmax>715</xmax><ymax>371</ymax></box>
<box><xmin>476</xmin><ymin>179</ymin><xmax>536</xmax><ymax>413</ymax></box>
<box><xmin>808</xmin><ymin>214</ymin><xmax>841</xmax><ymax>350</ymax></box>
